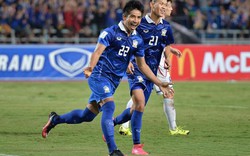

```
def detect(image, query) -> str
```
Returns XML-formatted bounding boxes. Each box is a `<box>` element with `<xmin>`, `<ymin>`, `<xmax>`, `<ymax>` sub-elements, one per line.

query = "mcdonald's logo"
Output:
<box><xmin>170</xmin><ymin>48</ymin><xmax>196</xmax><ymax>78</ymax></box>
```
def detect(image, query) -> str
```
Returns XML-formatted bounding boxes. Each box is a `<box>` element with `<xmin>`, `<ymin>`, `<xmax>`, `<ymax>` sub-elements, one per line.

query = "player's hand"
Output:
<box><xmin>159</xmin><ymin>82</ymin><xmax>174</xmax><ymax>97</ymax></box>
<box><xmin>126</xmin><ymin>62</ymin><xmax>134</xmax><ymax>74</ymax></box>
<box><xmin>83</xmin><ymin>66</ymin><xmax>93</xmax><ymax>78</ymax></box>
<box><xmin>171</xmin><ymin>47</ymin><xmax>182</xmax><ymax>58</ymax></box>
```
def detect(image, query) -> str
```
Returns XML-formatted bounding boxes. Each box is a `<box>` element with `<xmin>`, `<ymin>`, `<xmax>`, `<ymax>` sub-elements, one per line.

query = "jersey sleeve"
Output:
<box><xmin>97</xmin><ymin>28</ymin><xmax>114</xmax><ymax>47</ymax></box>
<box><xmin>165</xmin><ymin>26</ymin><xmax>175</xmax><ymax>45</ymax></box>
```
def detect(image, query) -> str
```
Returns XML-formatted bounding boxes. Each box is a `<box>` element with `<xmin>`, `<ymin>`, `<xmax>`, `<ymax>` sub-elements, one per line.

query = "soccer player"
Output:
<box><xmin>41</xmin><ymin>1</ymin><xmax>172</xmax><ymax>156</ymax></box>
<box><xmin>111</xmin><ymin>0</ymin><xmax>188</xmax><ymax>155</ymax></box>
<box><xmin>119</xmin><ymin>48</ymin><xmax>190</xmax><ymax>136</ymax></box>
<box><xmin>153</xmin><ymin>49</ymin><xmax>190</xmax><ymax>136</ymax></box>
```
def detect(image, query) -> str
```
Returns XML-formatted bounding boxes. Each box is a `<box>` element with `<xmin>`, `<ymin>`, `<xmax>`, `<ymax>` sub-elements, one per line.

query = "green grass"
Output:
<box><xmin>0</xmin><ymin>81</ymin><xmax>250</xmax><ymax>156</ymax></box>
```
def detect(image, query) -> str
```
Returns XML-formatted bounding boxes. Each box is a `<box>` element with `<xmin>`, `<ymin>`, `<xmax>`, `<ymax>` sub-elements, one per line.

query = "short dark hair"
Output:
<box><xmin>150</xmin><ymin>0</ymin><xmax>172</xmax><ymax>2</ymax></box>
<box><xmin>123</xmin><ymin>0</ymin><xmax>144</xmax><ymax>16</ymax></box>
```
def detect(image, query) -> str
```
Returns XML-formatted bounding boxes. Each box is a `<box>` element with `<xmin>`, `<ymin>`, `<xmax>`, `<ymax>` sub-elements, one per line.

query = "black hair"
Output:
<box><xmin>123</xmin><ymin>0</ymin><xmax>144</xmax><ymax>16</ymax></box>
<box><xmin>150</xmin><ymin>0</ymin><xmax>172</xmax><ymax>2</ymax></box>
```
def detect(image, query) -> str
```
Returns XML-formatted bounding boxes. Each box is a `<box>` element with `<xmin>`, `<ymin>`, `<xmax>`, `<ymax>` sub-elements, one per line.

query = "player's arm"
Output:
<box><xmin>170</xmin><ymin>46</ymin><xmax>182</xmax><ymax>57</ymax></box>
<box><xmin>163</xmin><ymin>45</ymin><xmax>172</xmax><ymax>69</ymax></box>
<box><xmin>126</xmin><ymin>62</ymin><xmax>134</xmax><ymax>74</ymax></box>
<box><xmin>163</xmin><ymin>46</ymin><xmax>182</xmax><ymax>70</ymax></box>
<box><xmin>84</xmin><ymin>43</ymin><xmax>106</xmax><ymax>78</ymax></box>
<box><xmin>135</xmin><ymin>56</ymin><xmax>172</xmax><ymax>96</ymax></box>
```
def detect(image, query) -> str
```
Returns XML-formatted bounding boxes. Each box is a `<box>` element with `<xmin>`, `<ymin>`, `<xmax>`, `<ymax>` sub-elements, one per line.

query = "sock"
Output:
<box><xmin>120</xmin><ymin>98</ymin><xmax>133</xmax><ymax>128</ymax></box>
<box><xmin>113</xmin><ymin>108</ymin><xmax>131</xmax><ymax>126</ymax></box>
<box><xmin>163</xmin><ymin>98</ymin><xmax>177</xmax><ymax>130</ymax></box>
<box><xmin>52</xmin><ymin>108</ymin><xmax>96</xmax><ymax>125</ymax></box>
<box><xmin>101</xmin><ymin>101</ymin><xmax>117</xmax><ymax>154</ymax></box>
<box><xmin>131</xmin><ymin>110</ymin><xmax>143</xmax><ymax>144</ymax></box>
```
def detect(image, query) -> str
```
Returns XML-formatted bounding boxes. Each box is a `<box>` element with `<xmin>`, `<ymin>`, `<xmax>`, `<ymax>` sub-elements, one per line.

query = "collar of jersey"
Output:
<box><xmin>118</xmin><ymin>21</ymin><xmax>137</xmax><ymax>35</ymax></box>
<box><xmin>145</xmin><ymin>14</ymin><xmax>163</xmax><ymax>24</ymax></box>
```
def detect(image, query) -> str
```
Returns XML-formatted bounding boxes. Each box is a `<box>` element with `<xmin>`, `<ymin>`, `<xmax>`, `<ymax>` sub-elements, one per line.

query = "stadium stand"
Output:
<box><xmin>0</xmin><ymin>0</ymin><xmax>249</xmax><ymax>44</ymax></box>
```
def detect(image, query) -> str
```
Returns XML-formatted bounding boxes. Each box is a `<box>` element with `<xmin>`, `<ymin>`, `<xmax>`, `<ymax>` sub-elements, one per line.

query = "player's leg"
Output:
<box><xmin>163</xmin><ymin>92</ymin><xmax>177</xmax><ymax>131</ymax></box>
<box><xmin>100</xmin><ymin>98</ymin><xmax>118</xmax><ymax>154</ymax></box>
<box><xmin>114</xmin><ymin>98</ymin><xmax>133</xmax><ymax>126</ymax></box>
<box><xmin>114</xmin><ymin>98</ymin><xmax>133</xmax><ymax>136</ymax></box>
<box><xmin>93</xmin><ymin>76</ymin><xmax>125</xmax><ymax>155</ymax></box>
<box><xmin>55</xmin><ymin>102</ymin><xmax>99</xmax><ymax>124</ymax></box>
<box><xmin>154</xmin><ymin>67</ymin><xmax>176</xmax><ymax>130</ymax></box>
<box><xmin>131</xmin><ymin>89</ymin><xmax>149</xmax><ymax>155</ymax></box>
<box><xmin>164</xmin><ymin>92</ymin><xmax>189</xmax><ymax>135</ymax></box>
<box><xmin>159</xmin><ymin>71</ymin><xmax>189</xmax><ymax>135</ymax></box>
<box><xmin>42</xmin><ymin>102</ymin><xmax>99</xmax><ymax>138</ymax></box>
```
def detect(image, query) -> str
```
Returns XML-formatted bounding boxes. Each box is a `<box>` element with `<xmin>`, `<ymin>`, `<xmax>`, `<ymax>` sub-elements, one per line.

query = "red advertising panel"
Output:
<box><xmin>170</xmin><ymin>45</ymin><xmax>250</xmax><ymax>81</ymax></box>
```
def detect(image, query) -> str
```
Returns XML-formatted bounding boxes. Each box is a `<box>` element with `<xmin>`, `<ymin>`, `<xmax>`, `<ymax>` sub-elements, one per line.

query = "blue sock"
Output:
<box><xmin>113</xmin><ymin>108</ymin><xmax>131</xmax><ymax>126</ymax></box>
<box><xmin>131</xmin><ymin>110</ymin><xmax>143</xmax><ymax>144</ymax></box>
<box><xmin>101</xmin><ymin>101</ymin><xmax>117</xmax><ymax>154</ymax></box>
<box><xmin>52</xmin><ymin>108</ymin><xmax>96</xmax><ymax>125</ymax></box>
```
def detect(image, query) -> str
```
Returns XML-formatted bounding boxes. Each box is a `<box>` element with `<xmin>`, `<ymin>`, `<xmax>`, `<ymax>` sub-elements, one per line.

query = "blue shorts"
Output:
<box><xmin>88</xmin><ymin>73</ymin><xmax>120</xmax><ymax>104</ymax></box>
<box><xmin>127</xmin><ymin>73</ymin><xmax>154</xmax><ymax>105</ymax></box>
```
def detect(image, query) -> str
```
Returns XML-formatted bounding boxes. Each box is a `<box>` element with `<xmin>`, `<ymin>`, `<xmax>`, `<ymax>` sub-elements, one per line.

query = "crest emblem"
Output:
<box><xmin>161</xmin><ymin>29</ymin><xmax>167</xmax><ymax>36</ymax></box>
<box><xmin>143</xmin><ymin>29</ymin><xmax>149</xmax><ymax>33</ymax></box>
<box><xmin>103</xmin><ymin>86</ymin><xmax>110</xmax><ymax>93</ymax></box>
<box><xmin>49</xmin><ymin>48</ymin><xmax>92</xmax><ymax>78</ymax></box>
<box><xmin>117</xmin><ymin>37</ymin><xmax>122</xmax><ymax>40</ymax></box>
<box><xmin>137</xmin><ymin>76</ymin><xmax>144</xmax><ymax>82</ymax></box>
<box><xmin>132</xmin><ymin>40</ymin><xmax>138</xmax><ymax>48</ymax></box>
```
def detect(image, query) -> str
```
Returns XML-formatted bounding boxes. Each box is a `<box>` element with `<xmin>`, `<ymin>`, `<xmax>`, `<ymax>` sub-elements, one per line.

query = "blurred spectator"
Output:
<box><xmin>63</xmin><ymin>0</ymin><xmax>77</xmax><ymax>37</ymax></box>
<box><xmin>193</xmin><ymin>9</ymin><xmax>206</xmax><ymax>30</ymax></box>
<box><xmin>0</xmin><ymin>0</ymin><xmax>249</xmax><ymax>42</ymax></box>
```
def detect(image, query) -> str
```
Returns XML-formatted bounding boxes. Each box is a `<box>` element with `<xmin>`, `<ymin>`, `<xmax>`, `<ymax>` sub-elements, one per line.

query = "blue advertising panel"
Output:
<box><xmin>0</xmin><ymin>45</ymin><xmax>96</xmax><ymax>80</ymax></box>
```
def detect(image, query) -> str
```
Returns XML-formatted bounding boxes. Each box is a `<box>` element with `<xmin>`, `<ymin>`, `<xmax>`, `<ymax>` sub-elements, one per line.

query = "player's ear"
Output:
<box><xmin>122</xmin><ymin>14</ymin><xmax>127</xmax><ymax>21</ymax></box>
<box><xmin>149</xmin><ymin>1</ymin><xmax>153</xmax><ymax>8</ymax></box>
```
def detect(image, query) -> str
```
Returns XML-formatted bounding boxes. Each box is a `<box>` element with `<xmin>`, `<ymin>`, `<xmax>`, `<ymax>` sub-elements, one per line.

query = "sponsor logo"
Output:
<box><xmin>202</xmin><ymin>52</ymin><xmax>250</xmax><ymax>73</ymax></box>
<box><xmin>100</xmin><ymin>31</ymin><xmax>108</xmax><ymax>39</ymax></box>
<box><xmin>49</xmin><ymin>48</ymin><xmax>91</xmax><ymax>78</ymax></box>
<box><xmin>170</xmin><ymin>48</ymin><xmax>196</xmax><ymax>78</ymax></box>
<box><xmin>0</xmin><ymin>54</ymin><xmax>45</xmax><ymax>71</ymax></box>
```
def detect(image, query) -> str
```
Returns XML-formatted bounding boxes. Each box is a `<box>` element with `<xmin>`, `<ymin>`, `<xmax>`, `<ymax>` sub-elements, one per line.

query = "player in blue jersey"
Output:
<box><xmin>41</xmin><ymin>1</ymin><xmax>172</xmax><ymax>156</ymax></box>
<box><xmin>110</xmin><ymin>0</ymin><xmax>188</xmax><ymax>155</ymax></box>
<box><xmin>119</xmin><ymin>0</ymin><xmax>189</xmax><ymax>137</ymax></box>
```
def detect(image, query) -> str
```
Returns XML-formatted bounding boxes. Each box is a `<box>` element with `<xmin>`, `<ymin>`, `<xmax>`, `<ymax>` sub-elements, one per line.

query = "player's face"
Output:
<box><xmin>123</xmin><ymin>9</ymin><xmax>142</xmax><ymax>34</ymax></box>
<box><xmin>165</xmin><ymin>1</ymin><xmax>173</xmax><ymax>17</ymax></box>
<box><xmin>151</xmin><ymin>0</ymin><xmax>168</xmax><ymax>18</ymax></box>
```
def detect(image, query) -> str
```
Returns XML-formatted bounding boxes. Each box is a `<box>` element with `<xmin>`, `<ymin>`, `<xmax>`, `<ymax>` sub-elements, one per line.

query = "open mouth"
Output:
<box><xmin>130</xmin><ymin>23</ymin><xmax>138</xmax><ymax>29</ymax></box>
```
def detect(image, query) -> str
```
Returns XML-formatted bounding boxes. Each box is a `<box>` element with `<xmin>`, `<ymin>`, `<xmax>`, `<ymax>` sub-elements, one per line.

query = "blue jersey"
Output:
<box><xmin>93</xmin><ymin>21</ymin><xmax>144</xmax><ymax>80</ymax></box>
<box><xmin>127</xmin><ymin>15</ymin><xmax>174</xmax><ymax>103</ymax></box>
<box><xmin>131</xmin><ymin>15</ymin><xmax>174</xmax><ymax>79</ymax></box>
<box><xmin>88</xmin><ymin>22</ymin><xmax>144</xmax><ymax>103</ymax></box>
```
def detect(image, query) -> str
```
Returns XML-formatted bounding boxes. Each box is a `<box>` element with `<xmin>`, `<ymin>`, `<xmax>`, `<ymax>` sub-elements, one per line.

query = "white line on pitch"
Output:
<box><xmin>0</xmin><ymin>154</ymin><xmax>19</xmax><ymax>156</ymax></box>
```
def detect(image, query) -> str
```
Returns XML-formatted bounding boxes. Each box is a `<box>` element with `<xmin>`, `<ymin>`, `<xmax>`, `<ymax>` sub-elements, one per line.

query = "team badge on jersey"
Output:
<box><xmin>103</xmin><ymin>86</ymin><xmax>110</xmax><ymax>93</ymax></box>
<box><xmin>143</xmin><ymin>29</ymin><xmax>149</xmax><ymax>33</ymax></box>
<box><xmin>132</xmin><ymin>40</ymin><xmax>138</xmax><ymax>48</ymax></box>
<box><xmin>161</xmin><ymin>29</ymin><xmax>167</xmax><ymax>36</ymax></box>
<box><xmin>116</xmin><ymin>37</ymin><xmax>122</xmax><ymax>41</ymax></box>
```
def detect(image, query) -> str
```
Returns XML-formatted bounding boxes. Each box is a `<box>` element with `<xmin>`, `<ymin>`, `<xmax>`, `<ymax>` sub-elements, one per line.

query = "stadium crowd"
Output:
<box><xmin>0</xmin><ymin>0</ymin><xmax>250</xmax><ymax>39</ymax></box>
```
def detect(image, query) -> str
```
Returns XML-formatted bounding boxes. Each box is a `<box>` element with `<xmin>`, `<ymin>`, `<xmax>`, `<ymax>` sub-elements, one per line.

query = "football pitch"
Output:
<box><xmin>0</xmin><ymin>81</ymin><xmax>249</xmax><ymax>156</ymax></box>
